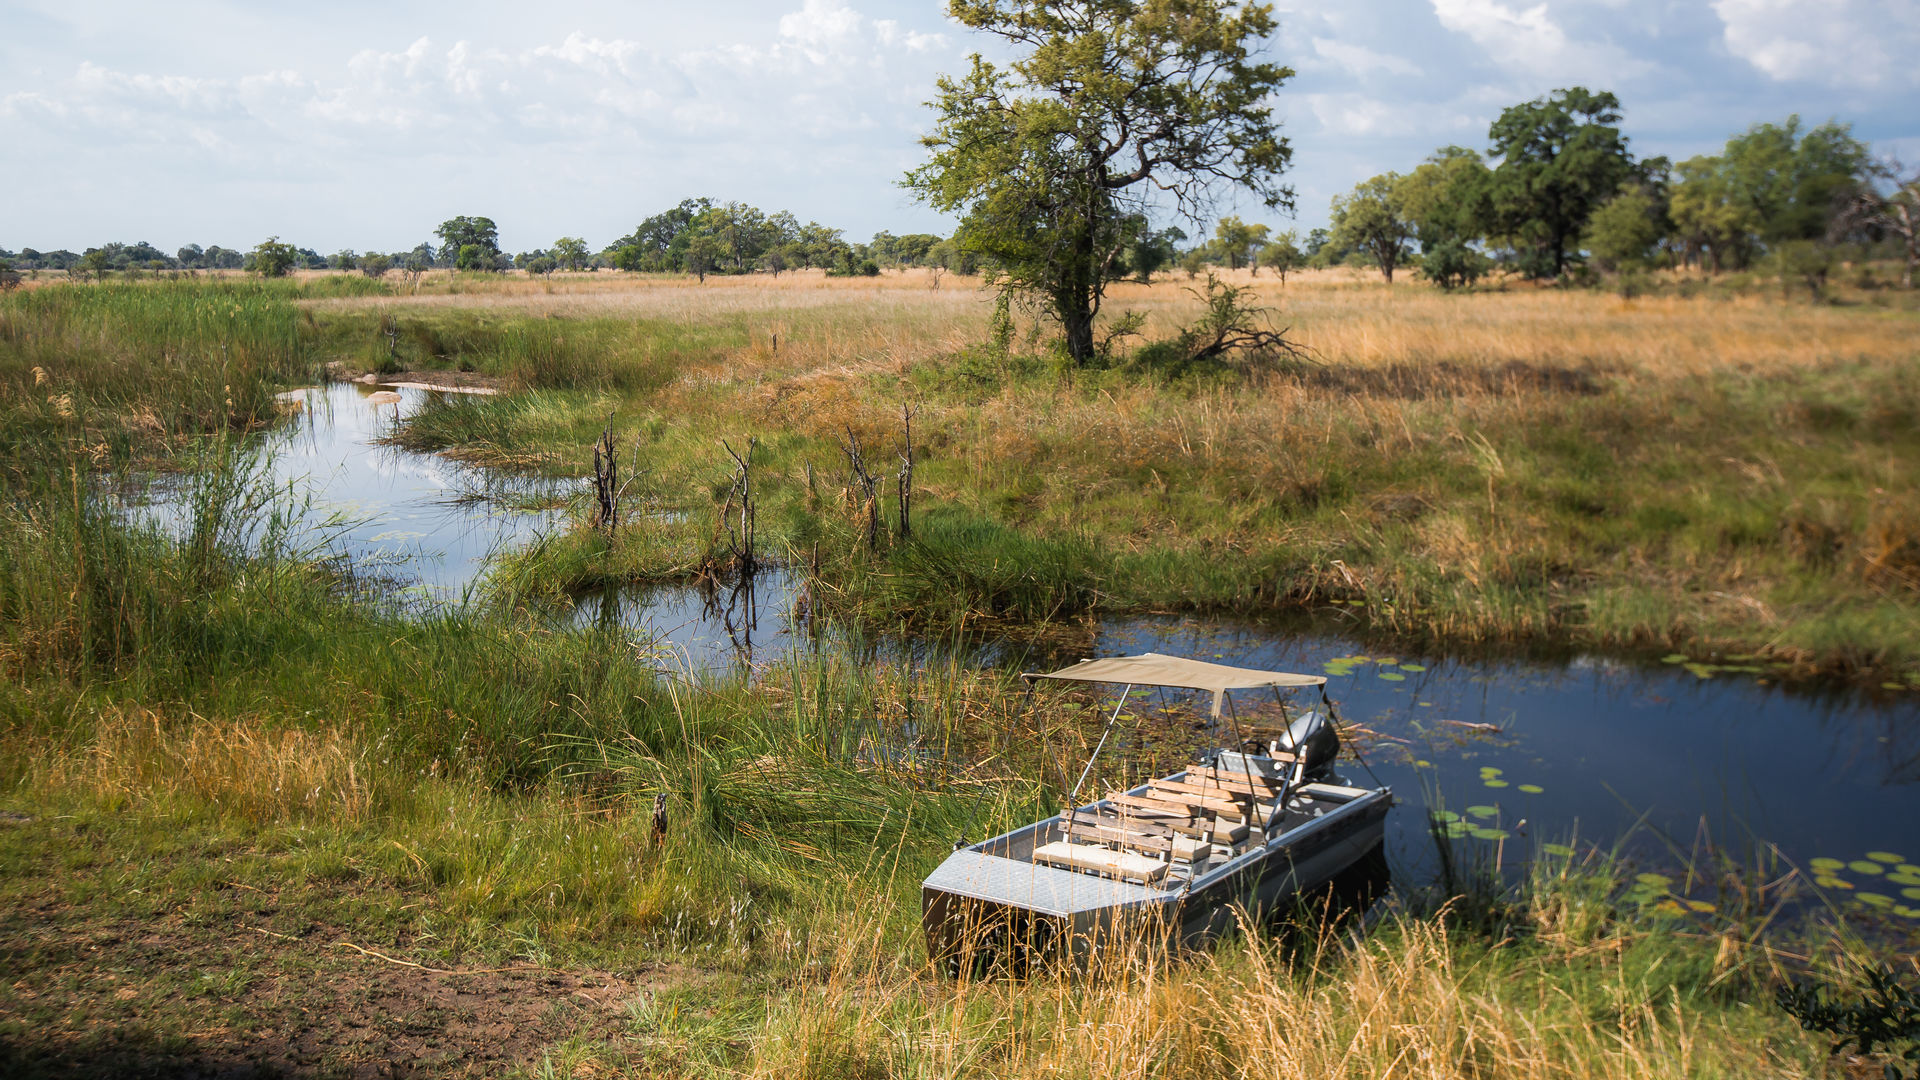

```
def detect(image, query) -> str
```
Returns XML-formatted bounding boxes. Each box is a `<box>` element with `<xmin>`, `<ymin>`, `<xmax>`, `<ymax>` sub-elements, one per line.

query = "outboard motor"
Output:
<box><xmin>1269</xmin><ymin>710</ymin><xmax>1340</xmax><ymax>779</ymax></box>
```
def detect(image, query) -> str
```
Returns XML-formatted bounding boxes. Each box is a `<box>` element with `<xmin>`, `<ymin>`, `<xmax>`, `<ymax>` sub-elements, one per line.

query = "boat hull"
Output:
<box><xmin>923</xmin><ymin>779</ymin><xmax>1392</xmax><ymax>975</ymax></box>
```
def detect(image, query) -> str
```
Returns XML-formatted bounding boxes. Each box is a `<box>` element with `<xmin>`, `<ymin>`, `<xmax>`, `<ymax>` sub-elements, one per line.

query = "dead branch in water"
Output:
<box><xmin>720</xmin><ymin>436</ymin><xmax>759</xmax><ymax>574</ymax></box>
<box><xmin>590</xmin><ymin>421</ymin><xmax>618</xmax><ymax>533</ymax></box>
<box><xmin>842</xmin><ymin>427</ymin><xmax>881</xmax><ymax>552</ymax></box>
<box><xmin>896</xmin><ymin>404</ymin><xmax>915</xmax><ymax>541</ymax></box>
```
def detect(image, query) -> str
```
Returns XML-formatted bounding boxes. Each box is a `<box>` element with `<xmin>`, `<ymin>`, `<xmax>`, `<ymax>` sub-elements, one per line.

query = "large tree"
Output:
<box><xmin>906</xmin><ymin>0</ymin><xmax>1295</xmax><ymax>364</ymax></box>
<box><xmin>1719</xmin><ymin>116</ymin><xmax>1871</xmax><ymax>244</ymax></box>
<box><xmin>1394</xmin><ymin>146</ymin><xmax>1490</xmax><ymax>252</ymax></box>
<box><xmin>1329</xmin><ymin>173</ymin><xmax>1412</xmax><ymax>283</ymax></box>
<box><xmin>1485</xmin><ymin>88</ymin><xmax>1633</xmax><ymax>278</ymax></box>
<box><xmin>434</xmin><ymin>216</ymin><xmax>500</xmax><ymax>267</ymax></box>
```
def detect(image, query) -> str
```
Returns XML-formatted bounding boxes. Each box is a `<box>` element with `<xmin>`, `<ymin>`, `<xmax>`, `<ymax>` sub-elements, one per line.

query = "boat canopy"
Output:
<box><xmin>1025</xmin><ymin>652</ymin><xmax>1325</xmax><ymax>718</ymax></box>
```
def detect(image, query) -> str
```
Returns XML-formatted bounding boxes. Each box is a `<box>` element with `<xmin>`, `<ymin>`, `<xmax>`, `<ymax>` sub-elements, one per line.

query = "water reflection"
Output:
<box><xmin>119</xmin><ymin>382</ymin><xmax>567</xmax><ymax>597</ymax></box>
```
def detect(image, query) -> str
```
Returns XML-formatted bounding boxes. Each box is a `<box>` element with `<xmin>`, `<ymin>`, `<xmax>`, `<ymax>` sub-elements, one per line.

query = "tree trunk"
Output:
<box><xmin>1063</xmin><ymin>304</ymin><xmax>1096</xmax><ymax>364</ymax></box>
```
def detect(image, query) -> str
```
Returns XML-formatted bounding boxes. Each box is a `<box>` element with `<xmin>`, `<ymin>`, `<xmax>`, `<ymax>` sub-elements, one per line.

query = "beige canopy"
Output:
<box><xmin>1025</xmin><ymin>652</ymin><xmax>1325</xmax><ymax>718</ymax></box>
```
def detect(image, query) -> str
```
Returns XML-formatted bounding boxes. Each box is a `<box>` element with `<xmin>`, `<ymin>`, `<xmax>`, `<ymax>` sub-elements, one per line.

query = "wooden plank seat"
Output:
<box><xmin>1105</xmin><ymin>791</ymin><xmax>1210</xmax><ymax>818</ymax></box>
<box><xmin>1033</xmin><ymin>841</ymin><xmax>1170</xmax><ymax>883</ymax></box>
<box><xmin>1063</xmin><ymin>813</ymin><xmax>1211</xmax><ymax>862</ymax></box>
<box><xmin>1105</xmin><ymin>792</ymin><xmax>1250</xmax><ymax>845</ymax></box>
<box><xmin>1069</xmin><ymin>809</ymin><xmax>1179</xmax><ymax>839</ymax></box>
<box><xmin>1133</xmin><ymin>784</ymin><xmax>1249</xmax><ymax>819</ymax></box>
<box><xmin>1080</xmin><ymin>806</ymin><xmax>1213</xmax><ymax>840</ymax></box>
<box><xmin>1191</xmin><ymin>765</ymin><xmax>1289</xmax><ymax>791</ymax></box>
<box><xmin>1150</xmin><ymin>777</ymin><xmax>1261</xmax><ymax>806</ymax></box>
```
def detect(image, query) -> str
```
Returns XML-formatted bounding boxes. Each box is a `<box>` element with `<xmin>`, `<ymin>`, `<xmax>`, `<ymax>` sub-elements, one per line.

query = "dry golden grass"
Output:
<box><xmin>708</xmin><ymin>899</ymin><xmax>1818</xmax><ymax>1080</ymax></box>
<box><xmin>30</xmin><ymin>706</ymin><xmax>375</xmax><ymax>824</ymax></box>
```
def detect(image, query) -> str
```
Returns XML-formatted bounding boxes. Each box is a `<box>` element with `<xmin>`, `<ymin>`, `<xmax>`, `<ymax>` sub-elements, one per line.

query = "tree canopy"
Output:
<box><xmin>906</xmin><ymin>0</ymin><xmax>1295</xmax><ymax>364</ymax></box>
<box><xmin>1484</xmin><ymin>88</ymin><xmax>1634</xmax><ymax>278</ymax></box>
<box><xmin>1329</xmin><ymin>173</ymin><xmax>1412</xmax><ymax>283</ymax></box>
<box><xmin>434</xmin><ymin>216</ymin><xmax>501</xmax><ymax>270</ymax></box>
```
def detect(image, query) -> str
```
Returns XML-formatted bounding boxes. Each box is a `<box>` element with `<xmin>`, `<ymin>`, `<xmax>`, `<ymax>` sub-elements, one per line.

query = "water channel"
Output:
<box><xmin>139</xmin><ymin>381</ymin><xmax>1920</xmax><ymax>925</ymax></box>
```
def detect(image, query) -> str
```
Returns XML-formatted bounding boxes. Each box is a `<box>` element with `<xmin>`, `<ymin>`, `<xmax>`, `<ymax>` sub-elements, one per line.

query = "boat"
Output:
<box><xmin>922</xmin><ymin>653</ymin><xmax>1393</xmax><ymax>974</ymax></box>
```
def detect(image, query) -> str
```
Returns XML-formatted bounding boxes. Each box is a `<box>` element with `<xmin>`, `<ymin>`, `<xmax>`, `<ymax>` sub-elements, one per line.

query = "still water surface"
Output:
<box><xmin>160</xmin><ymin>381</ymin><xmax>1920</xmax><ymax>920</ymax></box>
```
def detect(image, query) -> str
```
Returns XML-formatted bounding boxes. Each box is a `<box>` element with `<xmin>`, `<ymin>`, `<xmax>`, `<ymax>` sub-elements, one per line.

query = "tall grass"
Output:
<box><xmin>0</xmin><ymin>274</ymin><xmax>1898</xmax><ymax>1073</ymax></box>
<box><xmin>336</xmin><ymin>269</ymin><xmax>1920</xmax><ymax>676</ymax></box>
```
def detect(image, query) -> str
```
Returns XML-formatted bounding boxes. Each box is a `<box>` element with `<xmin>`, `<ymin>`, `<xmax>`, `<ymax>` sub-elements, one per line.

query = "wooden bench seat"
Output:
<box><xmin>1136</xmin><ymin>776</ymin><xmax>1244</xmax><ymax>810</ymax></box>
<box><xmin>1190</xmin><ymin>766</ymin><xmax>1288</xmax><ymax>792</ymax></box>
<box><xmin>1063</xmin><ymin>815</ymin><xmax>1211</xmax><ymax>862</ymax></box>
<box><xmin>1150</xmin><ymin>777</ymin><xmax>1259</xmax><ymax>806</ymax></box>
<box><xmin>1033</xmin><ymin>841</ymin><xmax>1170</xmax><ymax>883</ymax></box>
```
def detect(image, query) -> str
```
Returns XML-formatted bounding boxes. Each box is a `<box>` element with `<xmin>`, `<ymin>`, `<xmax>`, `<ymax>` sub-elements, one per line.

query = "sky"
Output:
<box><xmin>3</xmin><ymin>0</ymin><xmax>1916</xmax><ymax>255</ymax></box>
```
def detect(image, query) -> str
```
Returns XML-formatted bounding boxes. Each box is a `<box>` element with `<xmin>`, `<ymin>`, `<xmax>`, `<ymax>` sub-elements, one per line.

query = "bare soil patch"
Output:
<box><xmin>0</xmin><ymin>818</ymin><xmax>696</xmax><ymax>1078</ymax></box>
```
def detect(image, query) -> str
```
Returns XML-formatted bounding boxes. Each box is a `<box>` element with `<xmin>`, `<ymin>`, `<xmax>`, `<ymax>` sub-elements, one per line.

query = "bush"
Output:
<box><xmin>249</xmin><ymin>237</ymin><xmax>298</xmax><ymax>279</ymax></box>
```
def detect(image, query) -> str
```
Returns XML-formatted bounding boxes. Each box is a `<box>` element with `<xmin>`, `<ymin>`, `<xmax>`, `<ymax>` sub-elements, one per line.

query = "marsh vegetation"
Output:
<box><xmin>2</xmin><ymin>270</ymin><xmax>1916</xmax><ymax>1076</ymax></box>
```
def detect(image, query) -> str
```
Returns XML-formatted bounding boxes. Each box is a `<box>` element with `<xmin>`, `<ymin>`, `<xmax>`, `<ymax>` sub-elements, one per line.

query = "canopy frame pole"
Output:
<box><xmin>1222</xmin><ymin>692</ymin><xmax>1263</xmax><ymax>841</ymax></box>
<box><xmin>1262</xmin><ymin>686</ymin><xmax>1304</xmax><ymax>835</ymax></box>
<box><xmin>1067</xmin><ymin>683</ymin><xmax>1132</xmax><ymax>814</ymax></box>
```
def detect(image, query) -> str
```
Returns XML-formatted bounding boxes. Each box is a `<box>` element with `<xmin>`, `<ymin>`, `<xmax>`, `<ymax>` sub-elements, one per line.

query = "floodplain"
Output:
<box><xmin>2</xmin><ymin>268</ymin><xmax>1917</xmax><ymax>1077</ymax></box>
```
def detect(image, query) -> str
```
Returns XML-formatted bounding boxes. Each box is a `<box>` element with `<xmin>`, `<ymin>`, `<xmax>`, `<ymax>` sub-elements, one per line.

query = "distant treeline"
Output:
<box><xmin>0</xmin><ymin>199</ymin><xmax>977</xmax><ymax>283</ymax></box>
<box><xmin>1191</xmin><ymin>89</ymin><xmax>1918</xmax><ymax>290</ymax></box>
<box><xmin>7</xmin><ymin>89</ymin><xmax>1912</xmax><ymax>291</ymax></box>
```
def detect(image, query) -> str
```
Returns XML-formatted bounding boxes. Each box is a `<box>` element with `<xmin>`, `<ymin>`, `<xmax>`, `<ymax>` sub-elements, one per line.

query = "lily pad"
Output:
<box><xmin>1517</xmin><ymin>784</ymin><xmax>1544</xmax><ymax>794</ymax></box>
<box><xmin>1900</xmin><ymin>887</ymin><xmax>1920</xmax><ymax>901</ymax></box>
<box><xmin>1465</xmin><ymin>805</ymin><xmax>1500</xmax><ymax>819</ymax></box>
<box><xmin>1478</xmin><ymin>766</ymin><xmax>1504</xmax><ymax>777</ymax></box>
<box><xmin>1858</xmin><ymin>892</ymin><xmax>1894</xmax><ymax>908</ymax></box>
<box><xmin>1400</xmin><ymin>663</ymin><xmax>1427</xmax><ymax>672</ymax></box>
<box><xmin>1897</xmin><ymin>906</ymin><xmax>1920</xmax><ymax>920</ymax></box>
<box><xmin>1468</xmin><ymin>827</ymin><xmax>1509</xmax><ymax>841</ymax></box>
<box><xmin>1651</xmin><ymin>899</ymin><xmax>1686</xmax><ymax>916</ymax></box>
<box><xmin>1815</xmin><ymin>877</ymin><xmax>1854</xmax><ymax>890</ymax></box>
<box><xmin>1686</xmin><ymin>899</ymin><xmax>1716</xmax><ymax>913</ymax></box>
<box><xmin>1378</xmin><ymin>672</ymin><xmax>1406</xmax><ymax>682</ymax></box>
<box><xmin>1483</xmin><ymin>779</ymin><xmax>1509</xmax><ymax>788</ymax></box>
<box><xmin>1808</xmin><ymin>857</ymin><xmax>1846</xmax><ymax>872</ymax></box>
<box><xmin>1867</xmin><ymin>851</ymin><xmax>1904</xmax><ymax>863</ymax></box>
<box><xmin>1635</xmin><ymin>873</ymin><xmax>1673</xmax><ymax>889</ymax></box>
<box><xmin>1848</xmin><ymin>860</ymin><xmax>1886</xmax><ymax>875</ymax></box>
<box><xmin>1683</xmin><ymin>663</ymin><xmax>1716</xmax><ymax>679</ymax></box>
<box><xmin>1881</xmin><ymin>683</ymin><xmax>1906</xmax><ymax>691</ymax></box>
<box><xmin>1661</xmin><ymin>654</ymin><xmax>1688</xmax><ymax>664</ymax></box>
<box><xmin>1432</xmin><ymin>810</ymin><xmax>1461</xmax><ymax>823</ymax></box>
<box><xmin>1897</xmin><ymin>864</ymin><xmax>1920</xmax><ymax>875</ymax></box>
<box><xmin>1444</xmin><ymin>821</ymin><xmax>1472</xmax><ymax>838</ymax></box>
<box><xmin>1540</xmin><ymin>843</ymin><xmax>1577</xmax><ymax>857</ymax></box>
<box><xmin>1889</xmin><ymin>873</ymin><xmax>1920</xmax><ymax>888</ymax></box>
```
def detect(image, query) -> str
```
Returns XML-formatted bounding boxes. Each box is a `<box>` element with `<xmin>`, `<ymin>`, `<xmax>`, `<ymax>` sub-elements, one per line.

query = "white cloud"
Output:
<box><xmin>1430</xmin><ymin>0</ymin><xmax>1651</xmax><ymax>82</ymax></box>
<box><xmin>1713</xmin><ymin>0</ymin><xmax>1920</xmax><ymax>89</ymax></box>
<box><xmin>4</xmin><ymin>4</ymin><xmax>952</xmax><ymax>160</ymax></box>
<box><xmin>1302</xmin><ymin>92</ymin><xmax>1481</xmax><ymax>139</ymax></box>
<box><xmin>1310</xmin><ymin>37</ymin><xmax>1422</xmax><ymax>78</ymax></box>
